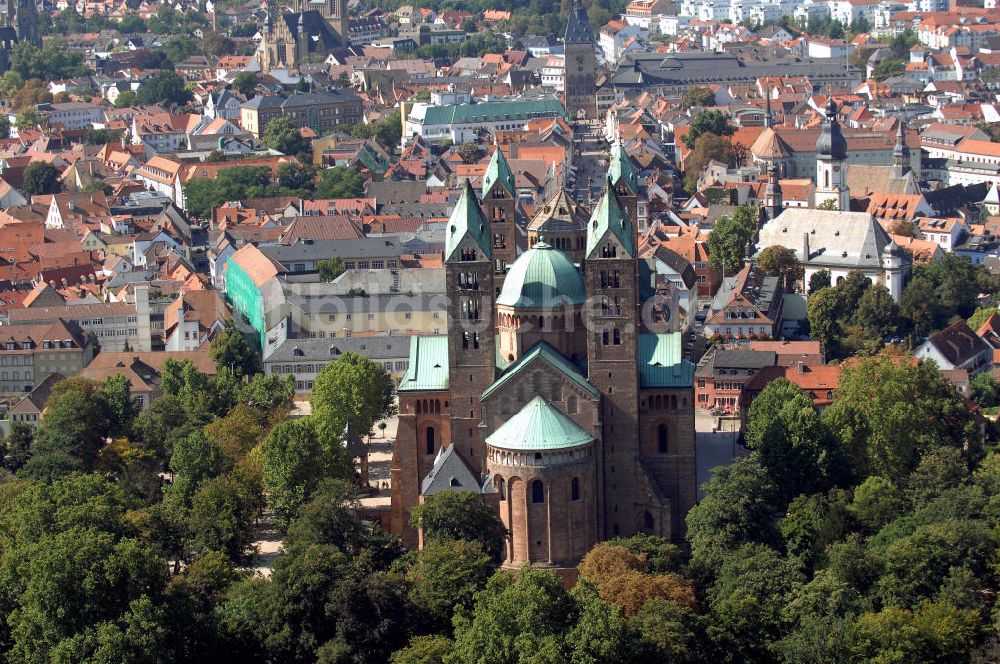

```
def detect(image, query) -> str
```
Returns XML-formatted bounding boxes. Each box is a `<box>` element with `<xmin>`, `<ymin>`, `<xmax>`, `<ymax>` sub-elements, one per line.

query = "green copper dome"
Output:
<box><xmin>496</xmin><ymin>242</ymin><xmax>586</xmax><ymax>309</ymax></box>
<box><xmin>486</xmin><ymin>396</ymin><xmax>594</xmax><ymax>451</ymax></box>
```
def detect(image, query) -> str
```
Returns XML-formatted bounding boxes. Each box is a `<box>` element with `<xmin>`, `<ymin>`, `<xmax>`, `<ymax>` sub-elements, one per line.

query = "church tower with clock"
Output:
<box><xmin>563</xmin><ymin>0</ymin><xmax>598</xmax><ymax>120</ymax></box>
<box><xmin>814</xmin><ymin>99</ymin><xmax>850</xmax><ymax>211</ymax></box>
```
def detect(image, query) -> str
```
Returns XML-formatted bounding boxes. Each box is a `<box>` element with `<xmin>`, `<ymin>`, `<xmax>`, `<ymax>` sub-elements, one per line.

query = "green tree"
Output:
<box><xmin>310</xmin><ymin>351</ymin><xmax>395</xmax><ymax>473</ymax></box>
<box><xmin>317</xmin><ymin>256</ymin><xmax>346</xmax><ymax>282</ymax></box>
<box><xmin>133</xmin><ymin>395</ymin><xmax>189</xmax><ymax>465</ymax></box>
<box><xmin>210</xmin><ymin>322</ymin><xmax>258</xmax><ymax>378</ymax></box>
<box><xmin>315</xmin><ymin>166</ymin><xmax>366</xmax><ymax>198</ymax></box>
<box><xmin>849</xmin><ymin>475</ymin><xmax>905</xmax><ymax>533</ymax></box>
<box><xmin>457</xmin><ymin>141</ymin><xmax>482</xmax><ymax>164</ymax></box>
<box><xmin>0</xmin><ymin>116</ymin><xmax>10</xmax><ymax>139</ymax></box>
<box><xmin>100</xmin><ymin>374</ymin><xmax>140</xmax><ymax>439</ymax></box>
<box><xmin>262</xmin><ymin>116</ymin><xmax>305</xmax><ymax>156</ymax></box>
<box><xmin>278</xmin><ymin>162</ymin><xmax>315</xmax><ymax>193</ymax></box>
<box><xmin>708</xmin><ymin>543</ymin><xmax>804</xmax><ymax>660</ymax></box>
<box><xmin>33</xmin><ymin>377</ymin><xmax>110</xmax><ymax>469</ymax></box>
<box><xmin>682</xmin><ymin>109</ymin><xmax>734</xmax><ymax>149</ymax></box>
<box><xmin>260</xmin><ymin>418</ymin><xmax>352</xmax><ymax>529</ymax></box>
<box><xmin>566</xmin><ymin>585</ymin><xmax>640</xmax><ymax>664</ymax></box>
<box><xmin>22</xmin><ymin>161</ymin><xmax>61</xmax><ymax>196</ymax></box>
<box><xmin>745</xmin><ymin>378</ymin><xmax>841</xmax><ymax>500</ymax></box>
<box><xmin>450</xmin><ymin>566</ymin><xmax>573</xmax><ymax>664</ymax></box>
<box><xmin>232</xmin><ymin>72</ymin><xmax>258</xmax><ymax>97</ymax></box>
<box><xmin>391</xmin><ymin>635</ymin><xmax>454</xmax><ymax>664</ymax></box>
<box><xmin>705</xmin><ymin>205</ymin><xmax>757</xmax><ymax>273</ymax></box>
<box><xmin>168</xmin><ymin>430</ymin><xmax>227</xmax><ymax>503</ymax></box>
<box><xmin>375</xmin><ymin>108</ymin><xmax>403</xmax><ymax>147</ymax></box>
<box><xmin>967</xmin><ymin>306</ymin><xmax>996</xmax><ymax>332</ymax></box>
<box><xmin>683</xmin><ymin>132</ymin><xmax>733</xmax><ymax>193</ymax></box>
<box><xmin>680</xmin><ymin>85</ymin><xmax>715</xmax><ymax>109</ymax></box>
<box><xmin>2</xmin><ymin>421</ymin><xmax>33</xmax><ymax>472</ymax></box>
<box><xmin>188</xmin><ymin>475</ymin><xmax>256</xmax><ymax>562</ymax></box>
<box><xmin>756</xmin><ymin>245</ymin><xmax>803</xmax><ymax>292</ymax></box>
<box><xmin>409</xmin><ymin>491</ymin><xmax>508</xmax><ymax>564</ymax></box>
<box><xmin>137</xmin><ymin>70</ymin><xmax>193</xmax><ymax>106</ymax></box>
<box><xmin>406</xmin><ymin>539</ymin><xmax>493</xmax><ymax>632</ymax></box>
<box><xmin>114</xmin><ymin>90</ymin><xmax>139</xmax><ymax>108</ymax></box>
<box><xmin>821</xmin><ymin>349</ymin><xmax>974</xmax><ymax>482</ymax></box>
<box><xmin>852</xmin><ymin>283</ymin><xmax>900</xmax><ymax>341</ymax></box>
<box><xmin>685</xmin><ymin>456</ymin><xmax>780</xmax><ymax>568</ymax></box>
<box><xmin>970</xmin><ymin>371</ymin><xmax>1000</xmax><ymax>407</ymax></box>
<box><xmin>807</xmin><ymin>287</ymin><xmax>842</xmax><ymax>355</ymax></box>
<box><xmin>808</xmin><ymin>269</ymin><xmax>831</xmax><ymax>294</ymax></box>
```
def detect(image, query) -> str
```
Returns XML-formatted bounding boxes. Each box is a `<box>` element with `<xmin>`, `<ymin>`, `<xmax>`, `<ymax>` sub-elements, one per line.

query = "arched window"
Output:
<box><xmin>571</xmin><ymin>477</ymin><xmax>580</xmax><ymax>502</ymax></box>
<box><xmin>426</xmin><ymin>427</ymin><xmax>436</xmax><ymax>455</ymax></box>
<box><xmin>567</xmin><ymin>395</ymin><xmax>578</xmax><ymax>414</ymax></box>
<box><xmin>658</xmin><ymin>424</ymin><xmax>668</xmax><ymax>454</ymax></box>
<box><xmin>531</xmin><ymin>480</ymin><xmax>545</xmax><ymax>503</ymax></box>
<box><xmin>497</xmin><ymin>477</ymin><xmax>506</xmax><ymax>500</ymax></box>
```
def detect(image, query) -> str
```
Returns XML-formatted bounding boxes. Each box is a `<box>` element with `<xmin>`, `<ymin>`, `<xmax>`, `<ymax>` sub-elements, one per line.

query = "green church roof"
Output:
<box><xmin>397</xmin><ymin>336</ymin><xmax>449</xmax><ymax>392</ymax></box>
<box><xmin>496</xmin><ymin>242</ymin><xmax>586</xmax><ymax>309</ymax></box>
<box><xmin>609</xmin><ymin>142</ymin><xmax>639</xmax><ymax>194</ymax></box>
<box><xmin>483</xmin><ymin>147</ymin><xmax>515</xmax><ymax>198</ymax></box>
<box><xmin>586</xmin><ymin>181</ymin><xmax>635</xmax><ymax>258</ymax></box>
<box><xmin>482</xmin><ymin>341</ymin><xmax>598</xmax><ymax>401</ymax></box>
<box><xmin>485</xmin><ymin>396</ymin><xmax>594</xmax><ymax>451</ymax></box>
<box><xmin>638</xmin><ymin>333</ymin><xmax>695</xmax><ymax>388</ymax></box>
<box><xmin>445</xmin><ymin>180</ymin><xmax>493</xmax><ymax>262</ymax></box>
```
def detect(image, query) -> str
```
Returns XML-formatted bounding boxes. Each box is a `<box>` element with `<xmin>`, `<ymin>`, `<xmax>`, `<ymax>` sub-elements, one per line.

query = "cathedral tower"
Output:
<box><xmin>814</xmin><ymin>99</ymin><xmax>849</xmax><ymax>211</ymax></box>
<box><xmin>13</xmin><ymin>0</ymin><xmax>40</xmax><ymax>47</ymax></box>
<box><xmin>609</xmin><ymin>141</ymin><xmax>641</xmax><ymax>239</ymax></box>
<box><xmin>445</xmin><ymin>181</ymin><xmax>497</xmax><ymax>473</ymax></box>
<box><xmin>584</xmin><ymin>181</ymin><xmax>640</xmax><ymax>538</ymax></box>
<box><xmin>482</xmin><ymin>147</ymin><xmax>518</xmax><ymax>293</ymax></box>
<box><xmin>563</xmin><ymin>0</ymin><xmax>598</xmax><ymax>120</ymax></box>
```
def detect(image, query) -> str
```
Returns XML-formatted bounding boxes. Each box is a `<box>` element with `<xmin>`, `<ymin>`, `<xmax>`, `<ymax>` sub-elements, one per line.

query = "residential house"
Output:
<box><xmin>0</xmin><ymin>319</ymin><xmax>93</xmax><ymax>395</ymax></box>
<box><xmin>914</xmin><ymin>319</ymin><xmax>992</xmax><ymax>374</ymax></box>
<box><xmin>705</xmin><ymin>264</ymin><xmax>784</xmax><ymax>341</ymax></box>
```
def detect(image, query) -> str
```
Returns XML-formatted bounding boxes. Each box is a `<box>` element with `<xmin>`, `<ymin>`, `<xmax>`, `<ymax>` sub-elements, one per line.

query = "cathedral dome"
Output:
<box><xmin>496</xmin><ymin>242</ymin><xmax>586</xmax><ymax>309</ymax></box>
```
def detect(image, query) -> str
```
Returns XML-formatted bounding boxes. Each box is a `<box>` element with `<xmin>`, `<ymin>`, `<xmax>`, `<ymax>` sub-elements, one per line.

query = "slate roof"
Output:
<box><xmin>756</xmin><ymin>208</ymin><xmax>896</xmax><ymax>270</ymax></box>
<box><xmin>421</xmin><ymin>443</ymin><xmax>487</xmax><ymax>495</ymax></box>
<box><xmin>565</xmin><ymin>0</ymin><xmax>596</xmax><ymax>44</ymax></box>
<box><xmin>924</xmin><ymin>319</ymin><xmax>991</xmax><ymax>368</ymax></box>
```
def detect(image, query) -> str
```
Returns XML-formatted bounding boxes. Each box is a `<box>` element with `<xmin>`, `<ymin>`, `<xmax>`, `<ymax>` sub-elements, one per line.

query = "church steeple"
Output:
<box><xmin>892</xmin><ymin>117</ymin><xmax>910</xmax><ymax>178</ymax></box>
<box><xmin>814</xmin><ymin>99</ymin><xmax>849</xmax><ymax>211</ymax></box>
<box><xmin>764</xmin><ymin>93</ymin><xmax>774</xmax><ymax>129</ymax></box>
<box><xmin>764</xmin><ymin>163</ymin><xmax>782</xmax><ymax>219</ymax></box>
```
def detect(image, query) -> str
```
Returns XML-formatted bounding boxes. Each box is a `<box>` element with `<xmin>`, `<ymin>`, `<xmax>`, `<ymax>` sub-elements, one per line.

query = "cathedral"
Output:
<box><xmin>260</xmin><ymin>0</ymin><xmax>349</xmax><ymax>72</ymax></box>
<box><xmin>390</xmin><ymin>149</ymin><xmax>697</xmax><ymax>572</ymax></box>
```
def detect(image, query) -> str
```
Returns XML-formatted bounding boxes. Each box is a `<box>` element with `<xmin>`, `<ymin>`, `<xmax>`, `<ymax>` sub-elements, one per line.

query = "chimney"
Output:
<box><xmin>797</xmin><ymin>361</ymin><xmax>805</xmax><ymax>374</ymax></box>
<box><xmin>802</xmin><ymin>232</ymin><xmax>810</xmax><ymax>261</ymax></box>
